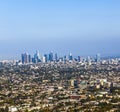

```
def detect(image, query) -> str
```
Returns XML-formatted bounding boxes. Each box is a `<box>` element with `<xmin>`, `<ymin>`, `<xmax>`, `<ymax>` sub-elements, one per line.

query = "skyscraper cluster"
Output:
<box><xmin>21</xmin><ymin>51</ymin><xmax>41</xmax><ymax>64</ymax></box>
<box><xmin>21</xmin><ymin>50</ymin><xmax>101</xmax><ymax>64</ymax></box>
<box><xmin>21</xmin><ymin>53</ymin><xmax>31</xmax><ymax>64</ymax></box>
<box><xmin>21</xmin><ymin>51</ymin><xmax>74</xmax><ymax>64</ymax></box>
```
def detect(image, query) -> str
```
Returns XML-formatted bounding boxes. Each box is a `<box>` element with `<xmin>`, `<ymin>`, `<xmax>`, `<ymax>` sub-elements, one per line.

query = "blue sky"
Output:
<box><xmin>0</xmin><ymin>0</ymin><xmax>120</xmax><ymax>59</ymax></box>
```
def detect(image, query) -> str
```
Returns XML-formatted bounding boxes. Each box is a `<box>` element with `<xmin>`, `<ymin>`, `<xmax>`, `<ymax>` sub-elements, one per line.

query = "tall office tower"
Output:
<box><xmin>87</xmin><ymin>56</ymin><xmax>91</xmax><ymax>62</ymax></box>
<box><xmin>21</xmin><ymin>53</ymin><xmax>30</xmax><ymax>64</ymax></box>
<box><xmin>28</xmin><ymin>54</ymin><xmax>32</xmax><ymax>63</ymax></box>
<box><xmin>42</xmin><ymin>56</ymin><xmax>46</xmax><ymax>63</ymax></box>
<box><xmin>49</xmin><ymin>51</ymin><xmax>54</xmax><ymax>62</ymax></box>
<box><xmin>33</xmin><ymin>50</ymin><xmax>41</xmax><ymax>63</ymax></box>
<box><xmin>95</xmin><ymin>53</ymin><xmax>100</xmax><ymax>62</ymax></box>
<box><xmin>36</xmin><ymin>50</ymin><xmax>40</xmax><ymax>59</ymax></box>
<box><xmin>21</xmin><ymin>53</ymin><xmax>25</xmax><ymax>64</ymax></box>
<box><xmin>44</xmin><ymin>54</ymin><xmax>48</xmax><ymax>62</ymax></box>
<box><xmin>55</xmin><ymin>53</ymin><xmax>58</xmax><ymax>62</ymax></box>
<box><xmin>78</xmin><ymin>56</ymin><xmax>81</xmax><ymax>62</ymax></box>
<box><xmin>64</xmin><ymin>55</ymin><xmax>67</xmax><ymax>63</ymax></box>
<box><xmin>69</xmin><ymin>52</ymin><xmax>73</xmax><ymax>61</ymax></box>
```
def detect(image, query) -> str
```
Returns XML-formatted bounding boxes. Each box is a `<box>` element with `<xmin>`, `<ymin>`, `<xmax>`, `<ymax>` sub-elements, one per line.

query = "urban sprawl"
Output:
<box><xmin>0</xmin><ymin>51</ymin><xmax>120</xmax><ymax>112</ymax></box>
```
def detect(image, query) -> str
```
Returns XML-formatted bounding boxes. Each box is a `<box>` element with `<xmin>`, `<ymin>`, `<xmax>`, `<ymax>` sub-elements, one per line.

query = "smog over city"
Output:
<box><xmin>0</xmin><ymin>0</ymin><xmax>120</xmax><ymax>112</ymax></box>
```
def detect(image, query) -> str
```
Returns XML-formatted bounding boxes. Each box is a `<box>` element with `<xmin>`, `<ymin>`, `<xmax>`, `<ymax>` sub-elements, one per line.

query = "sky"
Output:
<box><xmin>0</xmin><ymin>0</ymin><xmax>120</xmax><ymax>59</ymax></box>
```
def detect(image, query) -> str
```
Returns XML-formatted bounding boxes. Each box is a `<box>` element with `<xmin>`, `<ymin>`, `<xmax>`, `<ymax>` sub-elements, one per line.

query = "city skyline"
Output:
<box><xmin>0</xmin><ymin>0</ymin><xmax>120</xmax><ymax>59</ymax></box>
<box><xmin>0</xmin><ymin>49</ymin><xmax>119</xmax><ymax>60</ymax></box>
